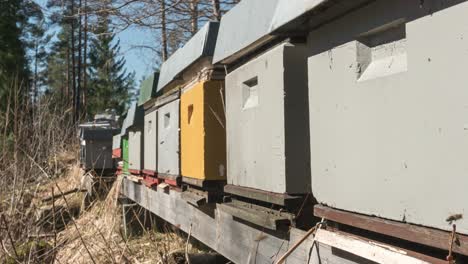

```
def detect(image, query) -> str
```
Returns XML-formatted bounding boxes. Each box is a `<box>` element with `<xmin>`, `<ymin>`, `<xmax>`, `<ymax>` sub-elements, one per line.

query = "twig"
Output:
<box><xmin>52</xmin><ymin>187</ymin><xmax>57</xmax><ymax>263</ymax></box>
<box><xmin>275</xmin><ymin>221</ymin><xmax>325</xmax><ymax>264</ymax></box>
<box><xmin>185</xmin><ymin>223</ymin><xmax>192</xmax><ymax>264</ymax></box>
<box><xmin>447</xmin><ymin>224</ymin><xmax>457</xmax><ymax>263</ymax></box>
<box><xmin>1</xmin><ymin>214</ymin><xmax>20</xmax><ymax>259</ymax></box>
<box><xmin>41</xmin><ymin>188</ymin><xmax>86</xmax><ymax>203</ymax></box>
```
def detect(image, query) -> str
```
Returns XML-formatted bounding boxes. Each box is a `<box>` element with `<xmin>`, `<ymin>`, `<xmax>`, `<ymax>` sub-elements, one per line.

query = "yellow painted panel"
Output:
<box><xmin>181</xmin><ymin>80</ymin><xmax>227</xmax><ymax>181</ymax></box>
<box><xmin>181</xmin><ymin>81</ymin><xmax>205</xmax><ymax>180</ymax></box>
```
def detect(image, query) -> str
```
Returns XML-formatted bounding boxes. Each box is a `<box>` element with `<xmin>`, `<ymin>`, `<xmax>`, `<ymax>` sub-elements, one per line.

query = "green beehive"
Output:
<box><xmin>122</xmin><ymin>137</ymin><xmax>129</xmax><ymax>174</ymax></box>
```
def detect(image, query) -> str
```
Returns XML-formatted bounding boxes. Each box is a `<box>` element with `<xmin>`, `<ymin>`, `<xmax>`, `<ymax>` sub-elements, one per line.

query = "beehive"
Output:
<box><xmin>155</xmin><ymin>22</ymin><xmax>221</xmax><ymax>185</ymax></box>
<box><xmin>181</xmin><ymin>80</ymin><xmax>226</xmax><ymax>184</ymax></box>
<box><xmin>304</xmin><ymin>0</ymin><xmax>468</xmax><ymax>233</ymax></box>
<box><xmin>80</xmin><ymin>129</ymin><xmax>115</xmax><ymax>170</ymax></box>
<box><xmin>139</xmin><ymin>73</ymin><xmax>160</xmax><ymax>176</ymax></box>
<box><xmin>79</xmin><ymin>113</ymin><xmax>119</xmax><ymax>171</ymax></box>
<box><xmin>225</xmin><ymin>42</ymin><xmax>310</xmax><ymax>197</ymax></box>
<box><xmin>128</xmin><ymin>129</ymin><xmax>142</xmax><ymax>175</ymax></box>
<box><xmin>143</xmin><ymin>109</ymin><xmax>157</xmax><ymax>175</ymax></box>
<box><xmin>157</xmin><ymin>98</ymin><xmax>180</xmax><ymax>180</ymax></box>
<box><xmin>122</xmin><ymin>103</ymin><xmax>144</xmax><ymax>175</ymax></box>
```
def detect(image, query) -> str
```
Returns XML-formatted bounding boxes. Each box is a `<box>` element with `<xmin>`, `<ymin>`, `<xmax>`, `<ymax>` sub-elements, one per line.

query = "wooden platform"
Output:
<box><xmin>315</xmin><ymin>205</ymin><xmax>468</xmax><ymax>256</ymax></box>
<box><xmin>122</xmin><ymin>178</ymin><xmax>443</xmax><ymax>264</ymax></box>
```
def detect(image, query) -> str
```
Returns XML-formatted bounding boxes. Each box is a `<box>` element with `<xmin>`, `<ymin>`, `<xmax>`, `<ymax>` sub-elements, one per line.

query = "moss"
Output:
<box><xmin>5</xmin><ymin>239</ymin><xmax>54</xmax><ymax>264</ymax></box>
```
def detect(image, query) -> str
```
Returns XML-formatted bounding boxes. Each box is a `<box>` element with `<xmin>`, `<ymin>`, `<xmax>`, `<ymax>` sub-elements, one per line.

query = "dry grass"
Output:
<box><xmin>0</xmin><ymin>85</ymin><xmax>211</xmax><ymax>264</ymax></box>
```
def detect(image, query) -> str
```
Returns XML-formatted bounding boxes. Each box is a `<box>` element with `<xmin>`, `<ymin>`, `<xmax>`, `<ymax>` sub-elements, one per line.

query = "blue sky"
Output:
<box><xmin>36</xmin><ymin>0</ymin><xmax>157</xmax><ymax>83</ymax></box>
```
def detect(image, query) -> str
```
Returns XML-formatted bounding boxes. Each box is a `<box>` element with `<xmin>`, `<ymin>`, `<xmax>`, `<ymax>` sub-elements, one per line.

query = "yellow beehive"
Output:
<box><xmin>181</xmin><ymin>80</ymin><xmax>226</xmax><ymax>183</ymax></box>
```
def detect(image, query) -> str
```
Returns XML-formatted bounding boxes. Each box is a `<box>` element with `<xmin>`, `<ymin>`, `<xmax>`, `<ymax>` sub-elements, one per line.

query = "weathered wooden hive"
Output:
<box><xmin>79</xmin><ymin>112</ymin><xmax>119</xmax><ymax>172</ymax></box>
<box><xmin>212</xmin><ymin>0</ymin><xmax>312</xmax><ymax>229</ymax></box>
<box><xmin>271</xmin><ymin>0</ymin><xmax>468</xmax><ymax>236</ymax></box>
<box><xmin>156</xmin><ymin>22</ymin><xmax>224</xmax><ymax>188</ymax></box>
<box><xmin>138</xmin><ymin>73</ymin><xmax>160</xmax><ymax>181</ymax></box>
<box><xmin>122</xmin><ymin>102</ymin><xmax>144</xmax><ymax>175</ymax></box>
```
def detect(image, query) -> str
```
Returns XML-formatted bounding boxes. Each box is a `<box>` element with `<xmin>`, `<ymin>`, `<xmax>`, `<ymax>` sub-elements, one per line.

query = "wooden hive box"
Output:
<box><xmin>156</xmin><ymin>22</ymin><xmax>221</xmax><ymax>186</ymax></box>
<box><xmin>122</xmin><ymin>103</ymin><xmax>144</xmax><ymax>175</ymax></box>
<box><xmin>181</xmin><ymin>79</ymin><xmax>226</xmax><ymax>186</ymax></box>
<box><xmin>224</xmin><ymin>42</ymin><xmax>311</xmax><ymax>201</ymax></box>
<box><xmin>292</xmin><ymin>0</ymin><xmax>468</xmax><ymax>234</ymax></box>
<box><xmin>156</xmin><ymin>96</ymin><xmax>180</xmax><ymax>183</ymax></box>
<box><xmin>139</xmin><ymin>73</ymin><xmax>160</xmax><ymax>177</ymax></box>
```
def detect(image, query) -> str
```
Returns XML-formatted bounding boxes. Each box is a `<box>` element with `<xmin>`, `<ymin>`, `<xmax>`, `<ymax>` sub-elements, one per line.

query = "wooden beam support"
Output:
<box><xmin>224</xmin><ymin>184</ymin><xmax>301</xmax><ymax>207</ymax></box>
<box><xmin>314</xmin><ymin>205</ymin><xmax>468</xmax><ymax>255</ymax></box>
<box><xmin>181</xmin><ymin>191</ymin><xmax>207</xmax><ymax>207</ymax></box>
<box><xmin>217</xmin><ymin>202</ymin><xmax>292</xmax><ymax>230</ymax></box>
<box><xmin>122</xmin><ymin>178</ymin><xmax>445</xmax><ymax>264</ymax></box>
<box><xmin>315</xmin><ymin>229</ymin><xmax>438</xmax><ymax>264</ymax></box>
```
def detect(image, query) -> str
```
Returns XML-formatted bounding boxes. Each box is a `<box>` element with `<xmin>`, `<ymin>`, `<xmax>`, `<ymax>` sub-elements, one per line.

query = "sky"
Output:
<box><xmin>36</xmin><ymin>0</ymin><xmax>157</xmax><ymax>83</ymax></box>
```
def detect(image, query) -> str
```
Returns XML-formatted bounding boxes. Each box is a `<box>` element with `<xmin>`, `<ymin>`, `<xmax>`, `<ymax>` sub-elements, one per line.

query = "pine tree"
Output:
<box><xmin>0</xmin><ymin>0</ymin><xmax>29</xmax><ymax>106</ymax></box>
<box><xmin>87</xmin><ymin>16</ymin><xmax>135</xmax><ymax>117</ymax></box>
<box><xmin>46</xmin><ymin>28</ymin><xmax>73</xmax><ymax>103</ymax></box>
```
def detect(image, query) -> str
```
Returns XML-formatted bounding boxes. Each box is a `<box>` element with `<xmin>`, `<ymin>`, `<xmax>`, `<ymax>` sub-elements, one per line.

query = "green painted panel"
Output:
<box><xmin>138</xmin><ymin>72</ymin><xmax>159</xmax><ymax>106</ymax></box>
<box><xmin>122</xmin><ymin>138</ymin><xmax>129</xmax><ymax>174</ymax></box>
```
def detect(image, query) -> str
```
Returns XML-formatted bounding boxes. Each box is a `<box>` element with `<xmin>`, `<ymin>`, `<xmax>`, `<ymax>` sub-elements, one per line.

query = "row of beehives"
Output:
<box><xmin>112</xmin><ymin>0</ymin><xmax>468</xmax><ymax>236</ymax></box>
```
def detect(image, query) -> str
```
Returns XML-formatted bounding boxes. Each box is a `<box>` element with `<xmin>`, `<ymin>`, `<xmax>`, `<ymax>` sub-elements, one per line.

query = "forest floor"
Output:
<box><xmin>0</xmin><ymin>150</ymin><xmax>223</xmax><ymax>264</ymax></box>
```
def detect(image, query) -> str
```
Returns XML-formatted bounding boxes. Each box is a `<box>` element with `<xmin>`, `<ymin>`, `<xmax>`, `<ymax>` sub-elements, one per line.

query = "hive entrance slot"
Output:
<box><xmin>356</xmin><ymin>19</ymin><xmax>407</xmax><ymax>81</ymax></box>
<box><xmin>164</xmin><ymin>113</ymin><xmax>170</xmax><ymax>128</ymax></box>
<box><xmin>242</xmin><ymin>76</ymin><xmax>259</xmax><ymax>110</ymax></box>
<box><xmin>188</xmin><ymin>104</ymin><xmax>194</xmax><ymax>124</ymax></box>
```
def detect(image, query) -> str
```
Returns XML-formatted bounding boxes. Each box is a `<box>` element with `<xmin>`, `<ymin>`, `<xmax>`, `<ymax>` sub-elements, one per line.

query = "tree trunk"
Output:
<box><xmin>190</xmin><ymin>0</ymin><xmax>199</xmax><ymax>36</ymax></box>
<box><xmin>161</xmin><ymin>0</ymin><xmax>168</xmax><ymax>61</ymax></box>
<box><xmin>33</xmin><ymin>40</ymin><xmax>39</xmax><ymax>104</ymax></box>
<box><xmin>77</xmin><ymin>0</ymin><xmax>82</xmax><ymax>122</ymax></box>
<box><xmin>83</xmin><ymin>0</ymin><xmax>88</xmax><ymax>118</ymax></box>
<box><xmin>211</xmin><ymin>0</ymin><xmax>221</xmax><ymax>21</ymax></box>
<box><xmin>66</xmin><ymin>44</ymin><xmax>70</xmax><ymax>104</ymax></box>
<box><xmin>70</xmin><ymin>0</ymin><xmax>77</xmax><ymax>123</ymax></box>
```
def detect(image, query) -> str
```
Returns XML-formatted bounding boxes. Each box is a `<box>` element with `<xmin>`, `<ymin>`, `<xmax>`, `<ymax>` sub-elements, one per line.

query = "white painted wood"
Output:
<box><xmin>314</xmin><ymin>229</ymin><xmax>430</xmax><ymax>264</ymax></box>
<box><xmin>143</xmin><ymin>110</ymin><xmax>157</xmax><ymax>172</ymax></box>
<box><xmin>308</xmin><ymin>0</ymin><xmax>468</xmax><ymax>234</ymax></box>
<box><xmin>157</xmin><ymin>99</ymin><xmax>180</xmax><ymax>175</ymax></box>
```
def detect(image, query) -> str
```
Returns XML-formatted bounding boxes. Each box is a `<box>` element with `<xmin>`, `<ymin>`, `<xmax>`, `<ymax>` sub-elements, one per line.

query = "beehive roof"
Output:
<box><xmin>120</xmin><ymin>102</ymin><xmax>144</xmax><ymax>135</ymax></box>
<box><xmin>138</xmin><ymin>72</ymin><xmax>160</xmax><ymax>106</ymax></box>
<box><xmin>157</xmin><ymin>21</ymin><xmax>219</xmax><ymax>92</ymax></box>
<box><xmin>212</xmin><ymin>0</ymin><xmax>279</xmax><ymax>64</ymax></box>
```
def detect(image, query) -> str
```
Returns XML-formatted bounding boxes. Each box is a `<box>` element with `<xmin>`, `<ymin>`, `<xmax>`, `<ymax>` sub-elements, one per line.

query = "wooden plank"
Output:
<box><xmin>126</xmin><ymin>175</ymin><xmax>143</xmax><ymax>183</ymax></box>
<box><xmin>224</xmin><ymin>184</ymin><xmax>301</xmax><ymax>206</ymax></box>
<box><xmin>181</xmin><ymin>191</ymin><xmax>206</xmax><ymax>207</ymax></box>
<box><xmin>315</xmin><ymin>229</ymin><xmax>432</xmax><ymax>264</ymax></box>
<box><xmin>155</xmin><ymin>89</ymin><xmax>180</xmax><ymax>107</ymax></box>
<box><xmin>314</xmin><ymin>205</ymin><xmax>468</xmax><ymax>255</ymax></box>
<box><xmin>331</xmin><ymin>230</ymin><xmax>448</xmax><ymax>264</ymax></box>
<box><xmin>217</xmin><ymin>202</ymin><xmax>286</xmax><ymax>230</ymax></box>
<box><xmin>123</xmin><ymin>178</ymin><xmax>299</xmax><ymax>263</ymax></box>
<box><xmin>122</xmin><ymin>179</ymin><xmax>443</xmax><ymax>264</ymax></box>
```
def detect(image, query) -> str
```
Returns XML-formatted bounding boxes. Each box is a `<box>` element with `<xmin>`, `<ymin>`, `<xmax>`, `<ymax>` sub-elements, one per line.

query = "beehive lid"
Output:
<box><xmin>157</xmin><ymin>21</ymin><xmax>219</xmax><ymax>92</ymax></box>
<box><xmin>212</xmin><ymin>0</ymin><xmax>279</xmax><ymax>65</ymax></box>
<box><xmin>138</xmin><ymin>72</ymin><xmax>160</xmax><ymax>106</ymax></box>
<box><xmin>82</xmin><ymin>129</ymin><xmax>119</xmax><ymax>140</ymax></box>
<box><xmin>120</xmin><ymin>102</ymin><xmax>144</xmax><ymax>135</ymax></box>
<box><xmin>269</xmin><ymin>0</ymin><xmax>371</xmax><ymax>35</ymax></box>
